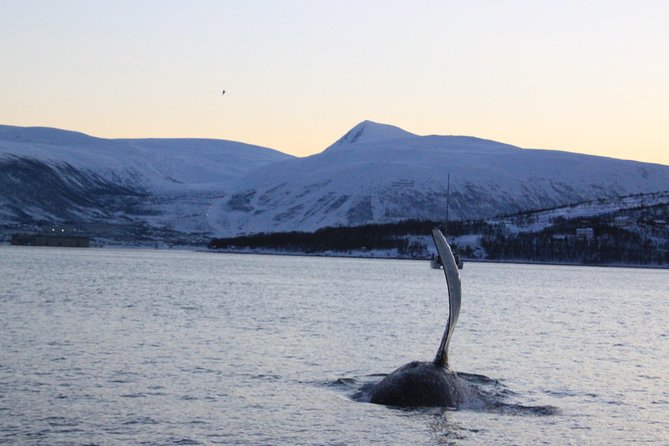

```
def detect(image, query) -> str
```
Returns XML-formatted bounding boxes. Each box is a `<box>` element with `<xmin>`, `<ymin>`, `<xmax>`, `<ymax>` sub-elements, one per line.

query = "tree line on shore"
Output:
<box><xmin>209</xmin><ymin>207</ymin><xmax>669</xmax><ymax>266</ymax></box>
<box><xmin>208</xmin><ymin>219</ymin><xmax>452</xmax><ymax>255</ymax></box>
<box><xmin>481</xmin><ymin>220</ymin><xmax>667</xmax><ymax>265</ymax></box>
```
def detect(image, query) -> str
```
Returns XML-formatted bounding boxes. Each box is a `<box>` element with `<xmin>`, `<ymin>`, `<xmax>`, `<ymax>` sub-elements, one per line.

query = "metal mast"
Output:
<box><xmin>445</xmin><ymin>174</ymin><xmax>450</xmax><ymax>235</ymax></box>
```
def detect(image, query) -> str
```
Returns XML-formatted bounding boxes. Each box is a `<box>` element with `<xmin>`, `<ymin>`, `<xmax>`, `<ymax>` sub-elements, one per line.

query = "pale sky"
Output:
<box><xmin>1</xmin><ymin>0</ymin><xmax>667</xmax><ymax>165</ymax></box>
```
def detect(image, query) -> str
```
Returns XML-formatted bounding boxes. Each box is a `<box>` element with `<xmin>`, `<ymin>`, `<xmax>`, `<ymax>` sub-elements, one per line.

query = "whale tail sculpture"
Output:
<box><xmin>369</xmin><ymin>228</ymin><xmax>464</xmax><ymax>407</ymax></box>
<box><xmin>431</xmin><ymin>228</ymin><xmax>461</xmax><ymax>367</ymax></box>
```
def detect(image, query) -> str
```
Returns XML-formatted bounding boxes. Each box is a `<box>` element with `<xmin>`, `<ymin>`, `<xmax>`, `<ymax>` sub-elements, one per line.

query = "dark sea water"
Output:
<box><xmin>1</xmin><ymin>246</ymin><xmax>668</xmax><ymax>445</ymax></box>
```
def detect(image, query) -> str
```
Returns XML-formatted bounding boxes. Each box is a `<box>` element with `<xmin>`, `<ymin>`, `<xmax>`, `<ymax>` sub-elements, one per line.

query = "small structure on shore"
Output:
<box><xmin>11</xmin><ymin>227</ymin><xmax>89</xmax><ymax>248</ymax></box>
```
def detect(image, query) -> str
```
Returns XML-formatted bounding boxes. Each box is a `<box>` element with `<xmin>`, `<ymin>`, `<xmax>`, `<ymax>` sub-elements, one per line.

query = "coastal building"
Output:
<box><xmin>11</xmin><ymin>227</ymin><xmax>90</xmax><ymax>247</ymax></box>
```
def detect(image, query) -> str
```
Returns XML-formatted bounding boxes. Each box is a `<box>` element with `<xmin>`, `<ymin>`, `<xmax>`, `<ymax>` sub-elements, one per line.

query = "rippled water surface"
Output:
<box><xmin>1</xmin><ymin>246</ymin><xmax>668</xmax><ymax>445</ymax></box>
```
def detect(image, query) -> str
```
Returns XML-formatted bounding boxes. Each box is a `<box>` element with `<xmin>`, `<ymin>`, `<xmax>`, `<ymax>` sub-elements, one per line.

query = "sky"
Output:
<box><xmin>1</xmin><ymin>0</ymin><xmax>668</xmax><ymax>165</ymax></box>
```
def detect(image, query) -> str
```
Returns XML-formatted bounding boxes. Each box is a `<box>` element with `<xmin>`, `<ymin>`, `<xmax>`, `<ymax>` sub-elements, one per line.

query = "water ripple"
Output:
<box><xmin>1</xmin><ymin>248</ymin><xmax>667</xmax><ymax>445</ymax></box>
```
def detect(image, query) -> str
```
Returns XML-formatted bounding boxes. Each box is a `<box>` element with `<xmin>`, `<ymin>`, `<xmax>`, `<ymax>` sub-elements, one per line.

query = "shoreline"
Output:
<box><xmin>205</xmin><ymin>247</ymin><xmax>669</xmax><ymax>270</ymax></box>
<box><xmin>3</xmin><ymin>241</ymin><xmax>667</xmax><ymax>270</ymax></box>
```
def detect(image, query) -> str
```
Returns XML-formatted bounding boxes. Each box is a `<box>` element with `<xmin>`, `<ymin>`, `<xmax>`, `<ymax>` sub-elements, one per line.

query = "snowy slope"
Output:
<box><xmin>494</xmin><ymin>191</ymin><xmax>669</xmax><ymax>233</ymax></box>
<box><xmin>2</xmin><ymin>121</ymin><xmax>669</xmax><ymax>244</ymax></box>
<box><xmin>0</xmin><ymin>125</ymin><xmax>293</xmax><ymax>190</ymax></box>
<box><xmin>210</xmin><ymin>120</ymin><xmax>669</xmax><ymax>235</ymax></box>
<box><xmin>0</xmin><ymin>125</ymin><xmax>292</xmax><ymax>239</ymax></box>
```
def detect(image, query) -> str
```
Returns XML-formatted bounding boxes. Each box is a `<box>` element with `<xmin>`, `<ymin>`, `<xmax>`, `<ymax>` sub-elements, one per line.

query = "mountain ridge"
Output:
<box><xmin>214</xmin><ymin>121</ymin><xmax>669</xmax><ymax>235</ymax></box>
<box><xmin>327</xmin><ymin>120</ymin><xmax>417</xmax><ymax>148</ymax></box>
<box><xmin>1</xmin><ymin>121</ymin><xmax>668</xmax><ymax>244</ymax></box>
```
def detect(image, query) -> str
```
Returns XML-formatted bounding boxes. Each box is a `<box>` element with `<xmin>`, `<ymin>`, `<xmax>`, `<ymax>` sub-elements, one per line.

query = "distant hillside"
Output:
<box><xmin>214</xmin><ymin>120</ymin><xmax>669</xmax><ymax>235</ymax></box>
<box><xmin>0</xmin><ymin>125</ymin><xmax>292</xmax><ymax>245</ymax></box>
<box><xmin>209</xmin><ymin>192</ymin><xmax>669</xmax><ymax>267</ymax></box>
<box><xmin>2</xmin><ymin>122</ymin><xmax>669</xmax><ymax>246</ymax></box>
<box><xmin>480</xmin><ymin>191</ymin><xmax>669</xmax><ymax>265</ymax></box>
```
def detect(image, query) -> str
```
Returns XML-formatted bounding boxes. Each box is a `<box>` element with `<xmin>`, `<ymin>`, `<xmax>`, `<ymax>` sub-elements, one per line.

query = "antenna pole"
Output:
<box><xmin>445</xmin><ymin>174</ymin><xmax>450</xmax><ymax>235</ymax></box>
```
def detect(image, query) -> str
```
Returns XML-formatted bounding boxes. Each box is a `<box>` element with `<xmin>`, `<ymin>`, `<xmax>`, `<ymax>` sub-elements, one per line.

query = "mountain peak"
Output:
<box><xmin>329</xmin><ymin>120</ymin><xmax>416</xmax><ymax>148</ymax></box>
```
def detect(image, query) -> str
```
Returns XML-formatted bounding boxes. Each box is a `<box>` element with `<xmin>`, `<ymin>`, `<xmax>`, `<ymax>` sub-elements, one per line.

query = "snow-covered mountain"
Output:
<box><xmin>0</xmin><ymin>125</ymin><xmax>293</xmax><ymax>243</ymax></box>
<box><xmin>214</xmin><ymin>120</ymin><xmax>669</xmax><ymax>235</ymax></box>
<box><xmin>492</xmin><ymin>190</ymin><xmax>669</xmax><ymax>234</ymax></box>
<box><xmin>2</xmin><ymin>121</ymin><xmax>669</xmax><ymax>244</ymax></box>
<box><xmin>0</xmin><ymin>125</ymin><xmax>293</xmax><ymax>190</ymax></box>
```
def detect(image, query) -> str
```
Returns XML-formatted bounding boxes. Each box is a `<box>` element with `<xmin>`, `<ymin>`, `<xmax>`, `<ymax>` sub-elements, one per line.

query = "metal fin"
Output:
<box><xmin>432</xmin><ymin>228</ymin><xmax>462</xmax><ymax>367</ymax></box>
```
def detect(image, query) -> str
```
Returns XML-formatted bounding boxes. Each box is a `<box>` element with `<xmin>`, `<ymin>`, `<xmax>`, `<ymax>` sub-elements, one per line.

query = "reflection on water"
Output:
<box><xmin>1</xmin><ymin>246</ymin><xmax>668</xmax><ymax>445</ymax></box>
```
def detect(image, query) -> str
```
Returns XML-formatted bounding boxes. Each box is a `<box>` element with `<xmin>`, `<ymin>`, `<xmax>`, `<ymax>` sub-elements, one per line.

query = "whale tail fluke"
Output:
<box><xmin>431</xmin><ymin>228</ymin><xmax>462</xmax><ymax>367</ymax></box>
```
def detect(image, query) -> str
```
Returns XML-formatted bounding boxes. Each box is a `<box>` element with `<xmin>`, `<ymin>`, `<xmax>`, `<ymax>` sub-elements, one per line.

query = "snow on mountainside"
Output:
<box><xmin>0</xmin><ymin>125</ymin><xmax>293</xmax><ymax>190</ymax></box>
<box><xmin>494</xmin><ymin>191</ymin><xmax>669</xmax><ymax>233</ymax></box>
<box><xmin>2</xmin><ymin>121</ymin><xmax>669</xmax><ymax>245</ymax></box>
<box><xmin>0</xmin><ymin>125</ymin><xmax>292</xmax><ymax>242</ymax></box>
<box><xmin>327</xmin><ymin>120</ymin><xmax>417</xmax><ymax>147</ymax></box>
<box><xmin>212</xmin><ymin>120</ymin><xmax>669</xmax><ymax>236</ymax></box>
